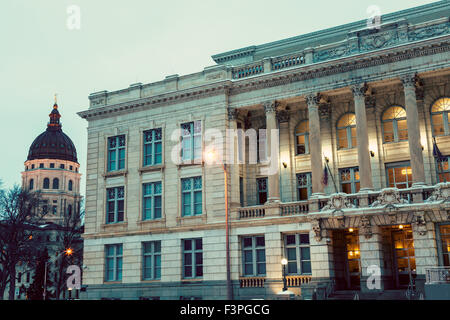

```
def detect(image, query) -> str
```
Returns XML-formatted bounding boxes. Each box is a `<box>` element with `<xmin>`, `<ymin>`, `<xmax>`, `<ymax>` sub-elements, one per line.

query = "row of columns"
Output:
<box><xmin>256</xmin><ymin>73</ymin><xmax>427</xmax><ymax>202</ymax></box>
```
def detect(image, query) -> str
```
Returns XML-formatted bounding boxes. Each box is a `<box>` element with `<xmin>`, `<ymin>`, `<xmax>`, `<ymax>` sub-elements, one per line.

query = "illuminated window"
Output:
<box><xmin>431</xmin><ymin>98</ymin><xmax>450</xmax><ymax>136</ymax></box>
<box><xmin>295</xmin><ymin>120</ymin><xmax>309</xmax><ymax>155</ymax></box>
<box><xmin>386</xmin><ymin>161</ymin><xmax>412</xmax><ymax>189</ymax></box>
<box><xmin>339</xmin><ymin>167</ymin><xmax>360</xmax><ymax>194</ymax></box>
<box><xmin>337</xmin><ymin>113</ymin><xmax>356</xmax><ymax>149</ymax></box>
<box><xmin>438</xmin><ymin>224</ymin><xmax>450</xmax><ymax>266</ymax></box>
<box><xmin>436</xmin><ymin>156</ymin><xmax>450</xmax><ymax>183</ymax></box>
<box><xmin>296</xmin><ymin>173</ymin><xmax>312</xmax><ymax>200</ymax></box>
<box><xmin>382</xmin><ymin>106</ymin><xmax>408</xmax><ymax>143</ymax></box>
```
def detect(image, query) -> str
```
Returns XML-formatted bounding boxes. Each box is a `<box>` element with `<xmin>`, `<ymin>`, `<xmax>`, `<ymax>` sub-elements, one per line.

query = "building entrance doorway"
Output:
<box><xmin>392</xmin><ymin>225</ymin><xmax>416</xmax><ymax>288</ymax></box>
<box><xmin>333</xmin><ymin>229</ymin><xmax>361</xmax><ymax>290</ymax></box>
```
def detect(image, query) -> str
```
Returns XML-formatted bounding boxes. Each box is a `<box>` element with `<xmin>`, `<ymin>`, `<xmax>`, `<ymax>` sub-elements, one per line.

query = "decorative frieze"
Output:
<box><xmin>370</xmin><ymin>188</ymin><xmax>408</xmax><ymax>208</ymax></box>
<box><xmin>426</xmin><ymin>182</ymin><xmax>450</xmax><ymax>203</ymax></box>
<box><xmin>321</xmin><ymin>193</ymin><xmax>355</xmax><ymax>213</ymax></box>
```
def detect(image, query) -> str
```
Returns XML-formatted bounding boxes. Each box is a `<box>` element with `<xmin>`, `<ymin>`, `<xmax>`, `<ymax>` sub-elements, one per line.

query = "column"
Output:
<box><xmin>264</xmin><ymin>101</ymin><xmax>280</xmax><ymax>202</ymax></box>
<box><xmin>401</xmin><ymin>73</ymin><xmax>426</xmax><ymax>186</ymax></box>
<box><xmin>306</xmin><ymin>93</ymin><xmax>324</xmax><ymax>195</ymax></box>
<box><xmin>351</xmin><ymin>83</ymin><xmax>373</xmax><ymax>191</ymax></box>
<box><xmin>227</xmin><ymin>108</ymin><xmax>241</xmax><ymax>208</ymax></box>
<box><xmin>359</xmin><ymin>225</ymin><xmax>386</xmax><ymax>292</ymax></box>
<box><xmin>277</xmin><ymin>109</ymin><xmax>293</xmax><ymax>202</ymax></box>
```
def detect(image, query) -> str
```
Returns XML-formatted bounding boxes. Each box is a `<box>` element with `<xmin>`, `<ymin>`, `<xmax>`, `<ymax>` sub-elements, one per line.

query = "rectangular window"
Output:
<box><xmin>142</xmin><ymin>182</ymin><xmax>162</xmax><ymax>220</ymax></box>
<box><xmin>182</xmin><ymin>238</ymin><xmax>203</xmax><ymax>279</ymax></box>
<box><xmin>181</xmin><ymin>121</ymin><xmax>202</xmax><ymax>162</ymax></box>
<box><xmin>242</xmin><ymin>236</ymin><xmax>266</xmax><ymax>276</ymax></box>
<box><xmin>284</xmin><ymin>234</ymin><xmax>311</xmax><ymax>275</ymax></box>
<box><xmin>105</xmin><ymin>244</ymin><xmax>123</xmax><ymax>282</ymax></box>
<box><xmin>257</xmin><ymin>177</ymin><xmax>268</xmax><ymax>205</ymax></box>
<box><xmin>143</xmin><ymin>128</ymin><xmax>163</xmax><ymax>167</ymax></box>
<box><xmin>60</xmin><ymin>164</ymin><xmax>65</xmax><ymax>169</ymax></box>
<box><xmin>181</xmin><ymin>177</ymin><xmax>202</xmax><ymax>217</ymax></box>
<box><xmin>439</xmin><ymin>224</ymin><xmax>450</xmax><ymax>266</ymax></box>
<box><xmin>39</xmin><ymin>163</ymin><xmax>44</xmax><ymax>168</ymax></box>
<box><xmin>106</xmin><ymin>187</ymin><xmax>125</xmax><ymax>223</ymax></box>
<box><xmin>296</xmin><ymin>173</ymin><xmax>312</xmax><ymax>200</ymax></box>
<box><xmin>142</xmin><ymin>241</ymin><xmax>161</xmax><ymax>280</ymax></box>
<box><xmin>386</xmin><ymin>161</ymin><xmax>412</xmax><ymax>189</ymax></box>
<box><xmin>50</xmin><ymin>163</ymin><xmax>55</xmax><ymax>168</ymax></box>
<box><xmin>436</xmin><ymin>156</ymin><xmax>450</xmax><ymax>183</ymax></box>
<box><xmin>339</xmin><ymin>167</ymin><xmax>360</xmax><ymax>194</ymax></box>
<box><xmin>107</xmin><ymin>135</ymin><xmax>126</xmax><ymax>172</ymax></box>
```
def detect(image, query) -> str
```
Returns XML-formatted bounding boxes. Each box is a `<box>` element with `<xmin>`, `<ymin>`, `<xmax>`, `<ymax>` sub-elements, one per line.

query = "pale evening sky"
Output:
<box><xmin>0</xmin><ymin>0</ymin><xmax>438</xmax><ymax>194</ymax></box>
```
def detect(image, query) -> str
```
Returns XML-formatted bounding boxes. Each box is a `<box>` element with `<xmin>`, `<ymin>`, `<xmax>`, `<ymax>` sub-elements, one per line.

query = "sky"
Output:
<box><xmin>0</xmin><ymin>0</ymin><xmax>439</xmax><ymax>195</ymax></box>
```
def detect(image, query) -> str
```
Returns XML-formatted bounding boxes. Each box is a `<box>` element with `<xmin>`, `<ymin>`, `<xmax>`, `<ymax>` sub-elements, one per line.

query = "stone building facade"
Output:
<box><xmin>78</xmin><ymin>2</ymin><xmax>450</xmax><ymax>300</ymax></box>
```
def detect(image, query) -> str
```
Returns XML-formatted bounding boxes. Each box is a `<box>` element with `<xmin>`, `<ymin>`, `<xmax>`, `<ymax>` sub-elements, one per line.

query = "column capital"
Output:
<box><xmin>263</xmin><ymin>100</ymin><xmax>277</xmax><ymax>114</ymax></box>
<box><xmin>400</xmin><ymin>73</ymin><xmax>418</xmax><ymax>89</ymax></box>
<box><xmin>276</xmin><ymin>109</ymin><xmax>290</xmax><ymax>123</ymax></box>
<box><xmin>351</xmin><ymin>82</ymin><xmax>368</xmax><ymax>98</ymax></box>
<box><xmin>227</xmin><ymin>108</ymin><xmax>239</xmax><ymax>121</ymax></box>
<box><xmin>305</xmin><ymin>93</ymin><xmax>321</xmax><ymax>108</ymax></box>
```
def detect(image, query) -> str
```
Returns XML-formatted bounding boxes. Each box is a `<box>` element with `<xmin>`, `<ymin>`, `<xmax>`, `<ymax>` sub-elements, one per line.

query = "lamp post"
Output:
<box><xmin>205</xmin><ymin>150</ymin><xmax>232</xmax><ymax>300</ymax></box>
<box><xmin>43</xmin><ymin>248</ymin><xmax>73</xmax><ymax>300</ymax></box>
<box><xmin>281</xmin><ymin>258</ymin><xmax>288</xmax><ymax>292</ymax></box>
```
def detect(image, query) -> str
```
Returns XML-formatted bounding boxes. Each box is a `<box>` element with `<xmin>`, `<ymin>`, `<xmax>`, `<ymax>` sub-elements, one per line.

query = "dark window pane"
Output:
<box><xmin>300</xmin><ymin>234</ymin><xmax>310</xmax><ymax>244</ymax></box>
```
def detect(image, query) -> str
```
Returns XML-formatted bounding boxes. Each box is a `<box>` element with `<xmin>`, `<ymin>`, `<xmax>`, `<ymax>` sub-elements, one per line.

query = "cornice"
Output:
<box><xmin>78</xmin><ymin>36</ymin><xmax>450</xmax><ymax>120</ymax></box>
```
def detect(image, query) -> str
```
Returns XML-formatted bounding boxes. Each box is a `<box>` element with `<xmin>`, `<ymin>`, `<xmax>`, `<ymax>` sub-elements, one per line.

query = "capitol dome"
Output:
<box><xmin>27</xmin><ymin>102</ymin><xmax>78</xmax><ymax>163</ymax></box>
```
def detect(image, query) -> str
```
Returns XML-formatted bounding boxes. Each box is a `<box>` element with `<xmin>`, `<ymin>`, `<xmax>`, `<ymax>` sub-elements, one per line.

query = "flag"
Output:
<box><xmin>322</xmin><ymin>166</ymin><xmax>328</xmax><ymax>186</ymax></box>
<box><xmin>433</xmin><ymin>137</ymin><xmax>445</xmax><ymax>162</ymax></box>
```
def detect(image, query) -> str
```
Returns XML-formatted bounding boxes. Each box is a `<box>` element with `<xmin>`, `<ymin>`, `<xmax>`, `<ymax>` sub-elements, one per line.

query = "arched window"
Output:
<box><xmin>29</xmin><ymin>179</ymin><xmax>34</xmax><ymax>190</ymax></box>
<box><xmin>295</xmin><ymin>120</ymin><xmax>309</xmax><ymax>155</ymax></box>
<box><xmin>67</xmin><ymin>204</ymin><xmax>72</xmax><ymax>217</ymax></box>
<box><xmin>337</xmin><ymin>113</ymin><xmax>356</xmax><ymax>149</ymax></box>
<box><xmin>68</xmin><ymin>180</ymin><xmax>73</xmax><ymax>191</ymax></box>
<box><xmin>431</xmin><ymin>97</ymin><xmax>450</xmax><ymax>136</ymax></box>
<box><xmin>43</xmin><ymin>178</ymin><xmax>50</xmax><ymax>189</ymax></box>
<box><xmin>382</xmin><ymin>106</ymin><xmax>408</xmax><ymax>143</ymax></box>
<box><xmin>52</xmin><ymin>178</ymin><xmax>59</xmax><ymax>190</ymax></box>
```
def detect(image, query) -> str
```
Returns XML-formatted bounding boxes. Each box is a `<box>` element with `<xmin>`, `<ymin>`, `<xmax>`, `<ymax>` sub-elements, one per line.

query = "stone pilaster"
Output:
<box><xmin>228</xmin><ymin>108</ymin><xmax>241</xmax><ymax>207</ymax></box>
<box><xmin>264</xmin><ymin>101</ymin><xmax>280</xmax><ymax>203</ymax></box>
<box><xmin>277</xmin><ymin>109</ymin><xmax>293</xmax><ymax>202</ymax></box>
<box><xmin>306</xmin><ymin>93</ymin><xmax>324</xmax><ymax>195</ymax></box>
<box><xmin>359</xmin><ymin>224</ymin><xmax>386</xmax><ymax>292</ymax></box>
<box><xmin>351</xmin><ymin>83</ymin><xmax>373</xmax><ymax>191</ymax></box>
<box><xmin>401</xmin><ymin>74</ymin><xmax>426</xmax><ymax>186</ymax></box>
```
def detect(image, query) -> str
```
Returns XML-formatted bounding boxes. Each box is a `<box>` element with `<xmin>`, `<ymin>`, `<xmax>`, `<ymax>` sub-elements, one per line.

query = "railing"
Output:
<box><xmin>286</xmin><ymin>275</ymin><xmax>312</xmax><ymax>287</ymax></box>
<box><xmin>271</xmin><ymin>54</ymin><xmax>305</xmax><ymax>71</ymax></box>
<box><xmin>239</xmin><ymin>206</ymin><xmax>265</xmax><ymax>219</ymax></box>
<box><xmin>236</xmin><ymin>184</ymin><xmax>447</xmax><ymax>220</ymax></box>
<box><xmin>280</xmin><ymin>201</ymin><xmax>309</xmax><ymax>216</ymax></box>
<box><xmin>240</xmin><ymin>277</ymin><xmax>265</xmax><ymax>288</ymax></box>
<box><xmin>426</xmin><ymin>267</ymin><xmax>450</xmax><ymax>284</ymax></box>
<box><xmin>232</xmin><ymin>63</ymin><xmax>264</xmax><ymax>79</ymax></box>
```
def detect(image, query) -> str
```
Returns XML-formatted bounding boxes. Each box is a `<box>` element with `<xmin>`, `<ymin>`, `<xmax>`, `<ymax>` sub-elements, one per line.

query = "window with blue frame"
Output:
<box><xmin>181</xmin><ymin>177</ymin><xmax>202</xmax><ymax>217</ymax></box>
<box><xmin>107</xmin><ymin>135</ymin><xmax>126</xmax><ymax>172</ymax></box>
<box><xmin>242</xmin><ymin>236</ymin><xmax>266</xmax><ymax>276</ymax></box>
<box><xmin>182</xmin><ymin>238</ymin><xmax>203</xmax><ymax>279</ymax></box>
<box><xmin>142</xmin><ymin>241</ymin><xmax>161</xmax><ymax>280</ymax></box>
<box><xmin>106</xmin><ymin>187</ymin><xmax>125</xmax><ymax>223</ymax></box>
<box><xmin>284</xmin><ymin>234</ymin><xmax>311</xmax><ymax>275</ymax></box>
<box><xmin>339</xmin><ymin>167</ymin><xmax>360</xmax><ymax>194</ymax></box>
<box><xmin>142</xmin><ymin>182</ymin><xmax>162</xmax><ymax>220</ymax></box>
<box><xmin>105</xmin><ymin>244</ymin><xmax>123</xmax><ymax>282</ymax></box>
<box><xmin>296</xmin><ymin>173</ymin><xmax>312</xmax><ymax>200</ymax></box>
<box><xmin>436</xmin><ymin>156</ymin><xmax>449</xmax><ymax>183</ymax></box>
<box><xmin>257</xmin><ymin>177</ymin><xmax>268</xmax><ymax>205</ymax></box>
<box><xmin>181</xmin><ymin>121</ymin><xmax>201</xmax><ymax>162</ymax></box>
<box><xmin>143</xmin><ymin>128</ymin><xmax>162</xmax><ymax>166</ymax></box>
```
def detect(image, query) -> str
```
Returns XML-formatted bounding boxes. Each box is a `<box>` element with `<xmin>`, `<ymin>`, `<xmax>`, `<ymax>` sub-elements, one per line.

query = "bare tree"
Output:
<box><xmin>0</xmin><ymin>185</ymin><xmax>45</xmax><ymax>300</ymax></box>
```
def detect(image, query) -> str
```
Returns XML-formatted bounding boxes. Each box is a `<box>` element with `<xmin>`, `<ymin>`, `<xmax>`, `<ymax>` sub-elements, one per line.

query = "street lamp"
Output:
<box><xmin>43</xmin><ymin>248</ymin><xmax>73</xmax><ymax>300</ymax></box>
<box><xmin>281</xmin><ymin>258</ymin><xmax>288</xmax><ymax>292</ymax></box>
<box><xmin>205</xmin><ymin>150</ymin><xmax>232</xmax><ymax>300</ymax></box>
